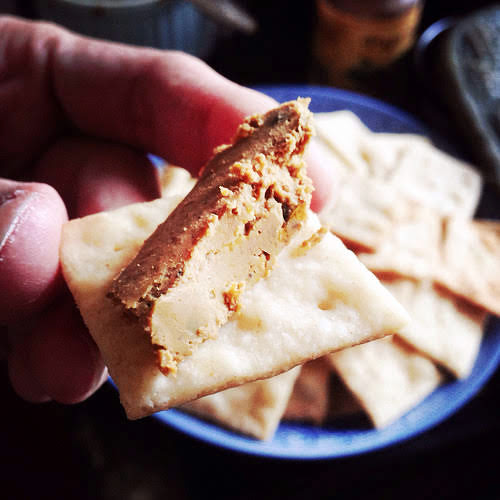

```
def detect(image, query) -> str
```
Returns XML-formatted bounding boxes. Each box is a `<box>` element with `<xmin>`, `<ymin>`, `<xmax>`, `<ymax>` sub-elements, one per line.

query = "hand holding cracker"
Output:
<box><xmin>0</xmin><ymin>17</ymin><xmax>334</xmax><ymax>405</ymax></box>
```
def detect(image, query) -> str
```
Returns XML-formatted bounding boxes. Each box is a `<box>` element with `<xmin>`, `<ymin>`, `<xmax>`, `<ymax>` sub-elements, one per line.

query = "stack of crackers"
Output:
<box><xmin>178</xmin><ymin>111</ymin><xmax>499</xmax><ymax>438</ymax></box>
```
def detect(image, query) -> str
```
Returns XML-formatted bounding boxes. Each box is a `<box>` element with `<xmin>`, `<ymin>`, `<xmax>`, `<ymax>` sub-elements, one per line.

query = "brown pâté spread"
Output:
<box><xmin>107</xmin><ymin>99</ymin><xmax>314</xmax><ymax>375</ymax></box>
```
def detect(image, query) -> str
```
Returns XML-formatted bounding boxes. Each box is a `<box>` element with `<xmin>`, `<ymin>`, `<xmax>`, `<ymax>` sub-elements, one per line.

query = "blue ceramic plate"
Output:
<box><xmin>153</xmin><ymin>85</ymin><xmax>500</xmax><ymax>460</ymax></box>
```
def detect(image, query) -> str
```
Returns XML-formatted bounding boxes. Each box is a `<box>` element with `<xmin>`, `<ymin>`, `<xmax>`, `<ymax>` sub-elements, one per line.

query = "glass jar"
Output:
<box><xmin>312</xmin><ymin>0</ymin><xmax>424</xmax><ymax>92</ymax></box>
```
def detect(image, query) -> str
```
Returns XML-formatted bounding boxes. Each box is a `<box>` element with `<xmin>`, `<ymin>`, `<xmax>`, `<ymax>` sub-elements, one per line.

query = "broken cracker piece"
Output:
<box><xmin>107</xmin><ymin>99</ymin><xmax>314</xmax><ymax>374</ymax></box>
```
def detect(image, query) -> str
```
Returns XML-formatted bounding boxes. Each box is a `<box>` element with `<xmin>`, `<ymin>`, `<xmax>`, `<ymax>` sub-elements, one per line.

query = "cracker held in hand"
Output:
<box><xmin>61</xmin><ymin>100</ymin><xmax>408</xmax><ymax>419</ymax></box>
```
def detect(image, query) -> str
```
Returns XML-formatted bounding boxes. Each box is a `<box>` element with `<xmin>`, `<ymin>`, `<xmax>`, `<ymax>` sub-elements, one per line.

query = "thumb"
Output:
<box><xmin>0</xmin><ymin>180</ymin><xmax>68</xmax><ymax>324</ymax></box>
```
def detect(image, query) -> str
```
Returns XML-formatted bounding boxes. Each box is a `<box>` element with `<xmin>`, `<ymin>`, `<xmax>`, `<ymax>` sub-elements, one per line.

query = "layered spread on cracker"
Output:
<box><xmin>107</xmin><ymin>99</ymin><xmax>313</xmax><ymax>374</ymax></box>
<box><xmin>61</xmin><ymin>196</ymin><xmax>408</xmax><ymax>419</ymax></box>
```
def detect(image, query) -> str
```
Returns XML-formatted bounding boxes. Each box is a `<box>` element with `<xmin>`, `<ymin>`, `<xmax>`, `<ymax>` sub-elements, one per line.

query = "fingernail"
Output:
<box><xmin>0</xmin><ymin>182</ymin><xmax>34</xmax><ymax>253</ymax></box>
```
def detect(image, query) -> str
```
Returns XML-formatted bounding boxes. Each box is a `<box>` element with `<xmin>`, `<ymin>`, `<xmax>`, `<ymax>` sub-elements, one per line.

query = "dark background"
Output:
<box><xmin>2</xmin><ymin>369</ymin><xmax>499</xmax><ymax>500</ymax></box>
<box><xmin>1</xmin><ymin>2</ymin><xmax>499</xmax><ymax>499</ymax></box>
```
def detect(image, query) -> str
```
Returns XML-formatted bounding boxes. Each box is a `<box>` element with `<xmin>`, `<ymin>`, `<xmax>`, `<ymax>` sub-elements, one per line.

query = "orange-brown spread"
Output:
<box><xmin>292</xmin><ymin>226</ymin><xmax>328</xmax><ymax>257</ymax></box>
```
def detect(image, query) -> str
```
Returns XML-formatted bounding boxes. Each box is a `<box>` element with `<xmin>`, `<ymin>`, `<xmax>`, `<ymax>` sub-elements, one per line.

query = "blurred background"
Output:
<box><xmin>1</xmin><ymin>2</ymin><xmax>499</xmax><ymax>499</ymax></box>
<box><xmin>5</xmin><ymin>0</ymin><xmax>500</xmax><ymax>170</ymax></box>
<box><xmin>4</xmin><ymin>1</ymin><xmax>497</xmax><ymax>103</ymax></box>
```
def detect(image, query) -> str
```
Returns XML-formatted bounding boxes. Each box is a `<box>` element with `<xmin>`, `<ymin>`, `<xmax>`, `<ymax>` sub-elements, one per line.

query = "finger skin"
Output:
<box><xmin>306</xmin><ymin>144</ymin><xmax>337</xmax><ymax>212</ymax></box>
<box><xmin>0</xmin><ymin>180</ymin><xmax>68</xmax><ymax>324</ymax></box>
<box><xmin>0</xmin><ymin>16</ymin><xmax>274</xmax><ymax>175</ymax></box>
<box><xmin>50</xmin><ymin>44</ymin><xmax>276</xmax><ymax>174</ymax></box>
<box><xmin>34</xmin><ymin>137</ymin><xmax>161</xmax><ymax>218</ymax></box>
<box><xmin>8</xmin><ymin>335</ymin><xmax>51</xmax><ymax>403</ymax></box>
<box><xmin>0</xmin><ymin>16</ymin><xmax>336</xmax><ymax>408</ymax></box>
<box><xmin>26</xmin><ymin>296</ymin><xmax>107</xmax><ymax>404</ymax></box>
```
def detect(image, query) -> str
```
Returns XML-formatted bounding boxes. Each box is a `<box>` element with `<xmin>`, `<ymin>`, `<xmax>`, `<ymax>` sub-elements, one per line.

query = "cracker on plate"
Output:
<box><xmin>283</xmin><ymin>357</ymin><xmax>332</xmax><ymax>425</ymax></box>
<box><xmin>328</xmin><ymin>336</ymin><xmax>443</xmax><ymax>428</ymax></box>
<box><xmin>383</xmin><ymin>278</ymin><xmax>487</xmax><ymax>379</ymax></box>
<box><xmin>389</xmin><ymin>141</ymin><xmax>482</xmax><ymax>217</ymax></box>
<box><xmin>436</xmin><ymin>218</ymin><xmax>500</xmax><ymax>316</ymax></box>
<box><xmin>315</xmin><ymin>111</ymin><xmax>429</xmax><ymax>178</ymax></box>
<box><xmin>314</xmin><ymin>111</ymin><xmax>372</xmax><ymax>175</ymax></box>
<box><xmin>182</xmin><ymin>366</ymin><xmax>301</xmax><ymax>440</ymax></box>
<box><xmin>357</xmin><ymin>203</ymin><xmax>442</xmax><ymax>280</ymax></box>
<box><xmin>319</xmin><ymin>174</ymin><xmax>403</xmax><ymax>253</ymax></box>
<box><xmin>315</xmin><ymin>111</ymin><xmax>482</xmax><ymax>217</ymax></box>
<box><xmin>312</xmin><ymin>109</ymin><xmax>490</xmax><ymax>430</ymax></box>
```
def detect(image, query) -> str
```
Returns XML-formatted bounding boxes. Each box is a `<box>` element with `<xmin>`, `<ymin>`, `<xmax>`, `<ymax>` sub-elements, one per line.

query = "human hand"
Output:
<box><xmin>0</xmin><ymin>16</ymin><xmax>334</xmax><ymax>405</ymax></box>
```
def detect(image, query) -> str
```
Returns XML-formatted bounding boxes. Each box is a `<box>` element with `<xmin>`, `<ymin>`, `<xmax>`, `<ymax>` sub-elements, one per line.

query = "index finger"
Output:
<box><xmin>0</xmin><ymin>16</ymin><xmax>273</xmax><ymax>172</ymax></box>
<box><xmin>1</xmin><ymin>16</ymin><xmax>333</xmax><ymax>207</ymax></box>
<box><xmin>54</xmin><ymin>45</ymin><xmax>277</xmax><ymax>174</ymax></box>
